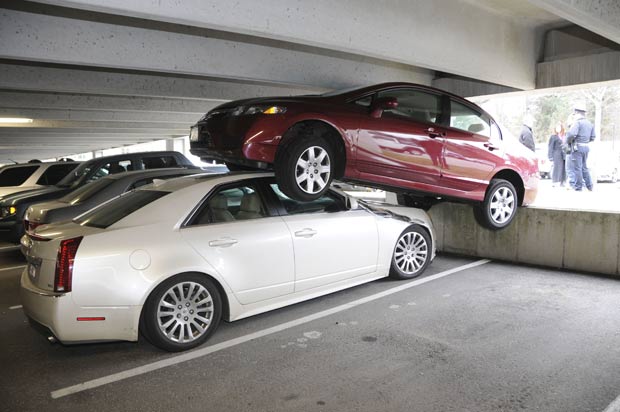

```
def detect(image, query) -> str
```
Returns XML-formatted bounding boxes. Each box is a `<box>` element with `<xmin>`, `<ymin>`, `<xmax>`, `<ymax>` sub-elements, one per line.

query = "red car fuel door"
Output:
<box><xmin>356</xmin><ymin>88</ymin><xmax>445</xmax><ymax>186</ymax></box>
<box><xmin>441</xmin><ymin>100</ymin><xmax>505</xmax><ymax>191</ymax></box>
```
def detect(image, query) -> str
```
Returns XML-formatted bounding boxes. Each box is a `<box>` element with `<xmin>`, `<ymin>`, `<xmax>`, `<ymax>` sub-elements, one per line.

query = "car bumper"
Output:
<box><xmin>20</xmin><ymin>270</ymin><xmax>141</xmax><ymax>343</ymax></box>
<box><xmin>189</xmin><ymin>117</ymin><xmax>282</xmax><ymax>165</ymax></box>
<box><xmin>0</xmin><ymin>219</ymin><xmax>23</xmax><ymax>243</ymax></box>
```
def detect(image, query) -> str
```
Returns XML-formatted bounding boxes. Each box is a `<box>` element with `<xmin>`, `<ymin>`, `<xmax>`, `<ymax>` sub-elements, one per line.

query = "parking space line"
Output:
<box><xmin>9</xmin><ymin>305</ymin><xmax>22</xmax><ymax>310</ymax></box>
<box><xmin>0</xmin><ymin>265</ymin><xmax>25</xmax><ymax>272</ymax></box>
<box><xmin>603</xmin><ymin>395</ymin><xmax>620</xmax><ymax>412</ymax></box>
<box><xmin>50</xmin><ymin>259</ymin><xmax>490</xmax><ymax>399</ymax></box>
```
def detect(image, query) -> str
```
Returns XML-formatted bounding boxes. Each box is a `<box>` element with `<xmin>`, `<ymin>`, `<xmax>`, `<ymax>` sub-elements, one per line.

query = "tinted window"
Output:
<box><xmin>60</xmin><ymin>178</ymin><xmax>115</xmax><ymax>205</ymax></box>
<box><xmin>141</xmin><ymin>156</ymin><xmax>178</xmax><ymax>169</ymax></box>
<box><xmin>191</xmin><ymin>185</ymin><xmax>267</xmax><ymax>225</ymax></box>
<box><xmin>36</xmin><ymin>163</ymin><xmax>78</xmax><ymax>185</ymax></box>
<box><xmin>76</xmin><ymin>190</ymin><xmax>168</xmax><ymax>228</ymax></box>
<box><xmin>377</xmin><ymin>89</ymin><xmax>441</xmax><ymax>123</ymax></box>
<box><xmin>56</xmin><ymin>158</ymin><xmax>133</xmax><ymax>188</ymax></box>
<box><xmin>0</xmin><ymin>165</ymin><xmax>39</xmax><ymax>186</ymax></box>
<box><xmin>86</xmin><ymin>159</ymin><xmax>134</xmax><ymax>183</ymax></box>
<box><xmin>269</xmin><ymin>184</ymin><xmax>344</xmax><ymax>214</ymax></box>
<box><xmin>450</xmin><ymin>100</ymin><xmax>490</xmax><ymax>137</ymax></box>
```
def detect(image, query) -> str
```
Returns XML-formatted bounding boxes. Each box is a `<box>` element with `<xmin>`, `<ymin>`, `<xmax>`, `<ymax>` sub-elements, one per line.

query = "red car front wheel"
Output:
<box><xmin>276</xmin><ymin>135</ymin><xmax>335</xmax><ymax>201</ymax></box>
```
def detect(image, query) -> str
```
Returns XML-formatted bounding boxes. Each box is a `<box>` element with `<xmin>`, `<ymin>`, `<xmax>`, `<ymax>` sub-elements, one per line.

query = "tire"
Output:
<box><xmin>474</xmin><ymin>178</ymin><xmax>518</xmax><ymax>230</ymax></box>
<box><xmin>389</xmin><ymin>225</ymin><xmax>432</xmax><ymax>280</ymax></box>
<box><xmin>143</xmin><ymin>273</ymin><xmax>222</xmax><ymax>352</ymax></box>
<box><xmin>275</xmin><ymin>134</ymin><xmax>335</xmax><ymax>202</ymax></box>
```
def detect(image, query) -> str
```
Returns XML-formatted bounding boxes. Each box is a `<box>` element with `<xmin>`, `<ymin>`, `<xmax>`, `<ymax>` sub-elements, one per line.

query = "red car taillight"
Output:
<box><xmin>54</xmin><ymin>236</ymin><xmax>83</xmax><ymax>293</ymax></box>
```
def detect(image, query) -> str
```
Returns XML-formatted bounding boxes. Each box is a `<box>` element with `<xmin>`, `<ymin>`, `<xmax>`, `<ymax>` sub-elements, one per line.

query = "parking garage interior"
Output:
<box><xmin>1</xmin><ymin>1</ymin><xmax>620</xmax><ymax>411</ymax></box>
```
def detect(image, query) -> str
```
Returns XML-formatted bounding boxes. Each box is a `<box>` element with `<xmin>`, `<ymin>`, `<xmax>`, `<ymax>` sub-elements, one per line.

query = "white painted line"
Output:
<box><xmin>603</xmin><ymin>394</ymin><xmax>620</xmax><ymax>412</ymax></box>
<box><xmin>0</xmin><ymin>265</ymin><xmax>25</xmax><ymax>272</ymax></box>
<box><xmin>9</xmin><ymin>305</ymin><xmax>22</xmax><ymax>310</ymax></box>
<box><xmin>50</xmin><ymin>259</ymin><xmax>490</xmax><ymax>399</ymax></box>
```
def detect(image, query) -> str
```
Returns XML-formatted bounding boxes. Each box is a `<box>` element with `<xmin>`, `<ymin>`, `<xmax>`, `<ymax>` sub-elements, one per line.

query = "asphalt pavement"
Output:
<box><xmin>1</xmin><ymin>251</ymin><xmax>620</xmax><ymax>412</ymax></box>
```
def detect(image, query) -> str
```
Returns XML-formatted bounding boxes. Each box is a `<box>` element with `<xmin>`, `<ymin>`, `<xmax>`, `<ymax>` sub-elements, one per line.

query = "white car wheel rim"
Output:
<box><xmin>157</xmin><ymin>281</ymin><xmax>213</xmax><ymax>344</ymax></box>
<box><xmin>489</xmin><ymin>186</ymin><xmax>515</xmax><ymax>225</ymax></box>
<box><xmin>295</xmin><ymin>146</ymin><xmax>331</xmax><ymax>194</ymax></box>
<box><xmin>394</xmin><ymin>231</ymin><xmax>428</xmax><ymax>275</ymax></box>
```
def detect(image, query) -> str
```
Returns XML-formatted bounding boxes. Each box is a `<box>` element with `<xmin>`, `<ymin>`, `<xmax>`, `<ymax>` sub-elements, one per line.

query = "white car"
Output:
<box><xmin>20</xmin><ymin>172</ymin><xmax>435</xmax><ymax>352</ymax></box>
<box><xmin>0</xmin><ymin>161</ymin><xmax>79</xmax><ymax>197</ymax></box>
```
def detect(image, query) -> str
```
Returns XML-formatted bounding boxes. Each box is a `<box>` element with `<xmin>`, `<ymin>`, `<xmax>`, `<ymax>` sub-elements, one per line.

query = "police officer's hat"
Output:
<box><xmin>573</xmin><ymin>100</ymin><xmax>587</xmax><ymax>113</ymax></box>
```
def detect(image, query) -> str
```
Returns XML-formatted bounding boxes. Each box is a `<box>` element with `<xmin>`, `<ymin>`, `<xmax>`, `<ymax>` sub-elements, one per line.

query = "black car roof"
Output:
<box><xmin>103</xmin><ymin>167</ymin><xmax>201</xmax><ymax>182</ymax></box>
<box><xmin>80</xmin><ymin>151</ymin><xmax>187</xmax><ymax>166</ymax></box>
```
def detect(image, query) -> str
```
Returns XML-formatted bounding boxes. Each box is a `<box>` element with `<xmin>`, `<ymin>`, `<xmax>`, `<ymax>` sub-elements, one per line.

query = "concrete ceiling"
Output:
<box><xmin>0</xmin><ymin>0</ymin><xmax>618</xmax><ymax>163</ymax></box>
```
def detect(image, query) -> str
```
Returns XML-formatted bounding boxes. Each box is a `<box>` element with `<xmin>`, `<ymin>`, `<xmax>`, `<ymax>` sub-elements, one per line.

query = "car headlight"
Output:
<box><xmin>231</xmin><ymin>105</ymin><xmax>287</xmax><ymax>116</ymax></box>
<box><xmin>1</xmin><ymin>206</ymin><xmax>17</xmax><ymax>218</ymax></box>
<box><xmin>190</xmin><ymin>126</ymin><xmax>199</xmax><ymax>142</ymax></box>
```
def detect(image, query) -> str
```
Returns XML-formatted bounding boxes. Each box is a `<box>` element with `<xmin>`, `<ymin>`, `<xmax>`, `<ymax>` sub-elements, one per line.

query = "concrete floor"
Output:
<box><xmin>1</xmin><ymin>251</ymin><xmax>620</xmax><ymax>412</ymax></box>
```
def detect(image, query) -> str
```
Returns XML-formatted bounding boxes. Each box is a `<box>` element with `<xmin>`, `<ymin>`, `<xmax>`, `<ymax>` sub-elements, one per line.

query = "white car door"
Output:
<box><xmin>181</xmin><ymin>182</ymin><xmax>295</xmax><ymax>305</ymax></box>
<box><xmin>267</xmin><ymin>184</ymin><xmax>379</xmax><ymax>292</ymax></box>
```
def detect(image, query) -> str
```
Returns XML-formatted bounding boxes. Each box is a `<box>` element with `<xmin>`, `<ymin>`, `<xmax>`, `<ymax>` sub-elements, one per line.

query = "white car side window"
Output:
<box><xmin>193</xmin><ymin>185</ymin><xmax>267</xmax><ymax>225</ymax></box>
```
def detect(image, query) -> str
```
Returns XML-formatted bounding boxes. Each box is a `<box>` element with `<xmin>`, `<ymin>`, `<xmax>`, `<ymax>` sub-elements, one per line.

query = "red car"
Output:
<box><xmin>190</xmin><ymin>83</ymin><xmax>538</xmax><ymax>229</ymax></box>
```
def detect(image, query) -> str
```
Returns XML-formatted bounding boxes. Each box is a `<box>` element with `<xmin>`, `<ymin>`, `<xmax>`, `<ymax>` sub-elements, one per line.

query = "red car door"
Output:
<box><xmin>441</xmin><ymin>99</ymin><xmax>505</xmax><ymax>195</ymax></box>
<box><xmin>356</xmin><ymin>88</ymin><xmax>446</xmax><ymax>187</ymax></box>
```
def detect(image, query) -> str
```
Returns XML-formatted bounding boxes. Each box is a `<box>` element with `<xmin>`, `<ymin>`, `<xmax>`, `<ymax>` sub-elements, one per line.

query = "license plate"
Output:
<box><xmin>190</xmin><ymin>126</ymin><xmax>199</xmax><ymax>142</ymax></box>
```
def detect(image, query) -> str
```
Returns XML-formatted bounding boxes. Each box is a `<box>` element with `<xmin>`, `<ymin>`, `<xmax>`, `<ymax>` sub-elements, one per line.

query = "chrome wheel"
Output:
<box><xmin>157</xmin><ymin>281</ymin><xmax>214</xmax><ymax>344</ymax></box>
<box><xmin>295</xmin><ymin>146</ymin><xmax>331</xmax><ymax>194</ymax></box>
<box><xmin>394</xmin><ymin>231</ymin><xmax>428</xmax><ymax>275</ymax></box>
<box><xmin>489</xmin><ymin>186</ymin><xmax>515</xmax><ymax>225</ymax></box>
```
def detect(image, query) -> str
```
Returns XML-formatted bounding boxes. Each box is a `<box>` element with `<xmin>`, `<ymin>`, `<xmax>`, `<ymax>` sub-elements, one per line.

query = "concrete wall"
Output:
<box><xmin>429</xmin><ymin>202</ymin><xmax>619</xmax><ymax>276</ymax></box>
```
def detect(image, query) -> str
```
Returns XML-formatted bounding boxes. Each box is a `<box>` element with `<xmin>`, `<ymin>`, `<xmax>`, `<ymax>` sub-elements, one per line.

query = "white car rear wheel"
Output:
<box><xmin>143</xmin><ymin>274</ymin><xmax>222</xmax><ymax>352</ymax></box>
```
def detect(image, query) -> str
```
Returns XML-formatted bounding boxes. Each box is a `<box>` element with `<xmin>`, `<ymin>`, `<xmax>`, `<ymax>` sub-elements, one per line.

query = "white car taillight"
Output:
<box><xmin>54</xmin><ymin>236</ymin><xmax>82</xmax><ymax>293</ymax></box>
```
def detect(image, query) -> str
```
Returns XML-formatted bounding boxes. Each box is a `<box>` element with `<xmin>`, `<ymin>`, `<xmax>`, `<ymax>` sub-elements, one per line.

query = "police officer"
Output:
<box><xmin>566</xmin><ymin>101</ymin><xmax>595</xmax><ymax>191</ymax></box>
<box><xmin>519</xmin><ymin>114</ymin><xmax>536</xmax><ymax>152</ymax></box>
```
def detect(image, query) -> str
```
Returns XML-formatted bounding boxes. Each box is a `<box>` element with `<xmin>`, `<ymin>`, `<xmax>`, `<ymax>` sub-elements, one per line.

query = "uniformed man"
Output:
<box><xmin>519</xmin><ymin>114</ymin><xmax>536</xmax><ymax>152</ymax></box>
<box><xmin>565</xmin><ymin>101</ymin><xmax>595</xmax><ymax>191</ymax></box>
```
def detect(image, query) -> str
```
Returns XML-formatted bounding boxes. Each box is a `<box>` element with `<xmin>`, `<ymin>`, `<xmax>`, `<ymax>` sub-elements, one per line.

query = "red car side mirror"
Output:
<box><xmin>370</xmin><ymin>97</ymin><xmax>398</xmax><ymax>118</ymax></box>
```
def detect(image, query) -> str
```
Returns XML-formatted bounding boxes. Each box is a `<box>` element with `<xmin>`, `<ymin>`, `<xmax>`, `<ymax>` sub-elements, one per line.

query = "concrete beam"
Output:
<box><xmin>528</xmin><ymin>0</ymin><xmax>620</xmax><ymax>45</ymax></box>
<box><xmin>537</xmin><ymin>51</ymin><xmax>620</xmax><ymax>88</ymax></box>
<box><xmin>0</xmin><ymin>8</ymin><xmax>432</xmax><ymax>90</ymax></box>
<box><xmin>0</xmin><ymin>108</ymin><xmax>200</xmax><ymax>124</ymax></box>
<box><xmin>432</xmin><ymin>77</ymin><xmax>519</xmax><ymax>98</ymax></box>
<box><xmin>35</xmin><ymin>0</ymin><xmax>538</xmax><ymax>89</ymax></box>
<box><xmin>0</xmin><ymin>63</ymin><xmax>324</xmax><ymax>99</ymax></box>
<box><xmin>0</xmin><ymin>120</ymin><xmax>189</xmax><ymax>130</ymax></box>
<box><xmin>0</xmin><ymin>91</ymin><xmax>215</xmax><ymax>113</ymax></box>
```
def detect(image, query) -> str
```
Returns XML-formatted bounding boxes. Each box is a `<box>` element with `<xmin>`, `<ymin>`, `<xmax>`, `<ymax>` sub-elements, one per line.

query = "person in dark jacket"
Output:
<box><xmin>519</xmin><ymin>115</ymin><xmax>536</xmax><ymax>152</ymax></box>
<box><xmin>566</xmin><ymin>101</ymin><xmax>595</xmax><ymax>191</ymax></box>
<box><xmin>547</xmin><ymin>122</ymin><xmax>566</xmax><ymax>187</ymax></box>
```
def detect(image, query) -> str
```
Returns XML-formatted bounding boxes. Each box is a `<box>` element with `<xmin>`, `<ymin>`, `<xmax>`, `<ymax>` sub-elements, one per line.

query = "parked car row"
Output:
<box><xmin>0</xmin><ymin>151</ymin><xmax>195</xmax><ymax>243</ymax></box>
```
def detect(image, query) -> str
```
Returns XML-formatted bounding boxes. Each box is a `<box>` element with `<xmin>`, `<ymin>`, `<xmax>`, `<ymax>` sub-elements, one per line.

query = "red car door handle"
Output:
<box><xmin>484</xmin><ymin>143</ymin><xmax>499</xmax><ymax>151</ymax></box>
<box><xmin>425</xmin><ymin>128</ymin><xmax>445</xmax><ymax>138</ymax></box>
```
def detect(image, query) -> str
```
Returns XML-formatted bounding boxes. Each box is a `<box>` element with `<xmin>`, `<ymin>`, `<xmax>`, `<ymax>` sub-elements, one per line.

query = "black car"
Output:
<box><xmin>24</xmin><ymin>168</ymin><xmax>206</xmax><ymax>231</ymax></box>
<box><xmin>0</xmin><ymin>151</ymin><xmax>195</xmax><ymax>243</ymax></box>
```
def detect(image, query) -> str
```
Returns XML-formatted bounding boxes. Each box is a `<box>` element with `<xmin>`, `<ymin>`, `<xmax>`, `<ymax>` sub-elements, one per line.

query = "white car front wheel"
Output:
<box><xmin>389</xmin><ymin>225</ymin><xmax>431</xmax><ymax>280</ymax></box>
